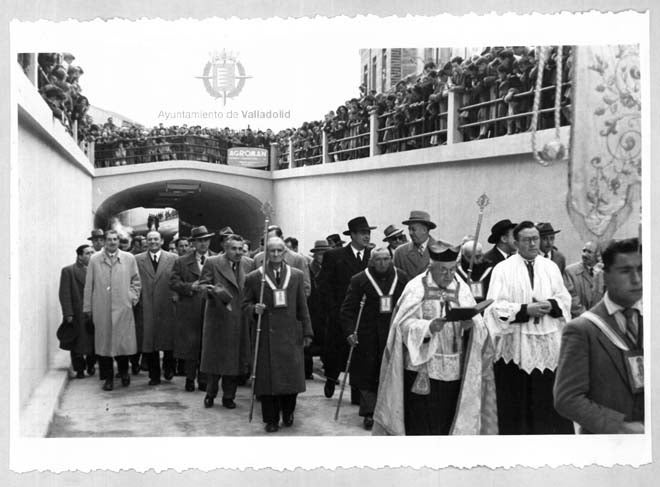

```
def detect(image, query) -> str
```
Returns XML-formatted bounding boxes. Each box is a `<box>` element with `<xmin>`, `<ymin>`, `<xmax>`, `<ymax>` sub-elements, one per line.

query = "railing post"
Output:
<box><xmin>27</xmin><ymin>53</ymin><xmax>37</xmax><ymax>86</ymax></box>
<box><xmin>288</xmin><ymin>138</ymin><xmax>294</xmax><ymax>169</ymax></box>
<box><xmin>446</xmin><ymin>90</ymin><xmax>463</xmax><ymax>145</ymax></box>
<box><xmin>369</xmin><ymin>110</ymin><xmax>380</xmax><ymax>157</ymax></box>
<box><xmin>322</xmin><ymin>131</ymin><xmax>329</xmax><ymax>164</ymax></box>
<box><xmin>269</xmin><ymin>142</ymin><xmax>279</xmax><ymax>171</ymax></box>
<box><xmin>89</xmin><ymin>140</ymin><xmax>95</xmax><ymax>167</ymax></box>
<box><xmin>72</xmin><ymin>120</ymin><xmax>78</xmax><ymax>144</ymax></box>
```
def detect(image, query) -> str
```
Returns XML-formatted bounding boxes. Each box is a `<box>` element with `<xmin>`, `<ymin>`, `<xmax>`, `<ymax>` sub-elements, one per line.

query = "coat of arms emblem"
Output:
<box><xmin>196</xmin><ymin>50</ymin><xmax>251</xmax><ymax>105</ymax></box>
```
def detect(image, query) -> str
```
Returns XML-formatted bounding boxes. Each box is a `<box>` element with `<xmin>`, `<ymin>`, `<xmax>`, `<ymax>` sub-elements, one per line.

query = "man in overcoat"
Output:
<box><xmin>199</xmin><ymin>235</ymin><xmax>255</xmax><ymax>408</ymax></box>
<box><xmin>305</xmin><ymin>239</ymin><xmax>331</xmax><ymax>379</ymax></box>
<box><xmin>242</xmin><ymin>237</ymin><xmax>313</xmax><ymax>433</ymax></box>
<box><xmin>554</xmin><ymin>238</ymin><xmax>644</xmax><ymax>433</ymax></box>
<box><xmin>59</xmin><ymin>244</ymin><xmax>96</xmax><ymax>378</ymax></box>
<box><xmin>564</xmin><ymin>241</ymin><xmax>605</xmax><ymax>318</ymax></box>
<box><xmin>340</xmin><ymin>248</ymin><xmax>409</xmax><ymax>429</ymax></box>
<box><xmin>83</xmin><ymin>229</ymin><xmax>141</xmax><ymax>391</ymax></box>
<box><xmin>537</xmin><ymin>222</ymin><xmax>567</xmax><ymax>275</ymax></box>
<box><xmin>136</xmin><ymin>230</ymin><xmax>178</xmax><ymax>385</ymax></box>
<box><xmin>169</xmin><ymin>225</ymin><xmax>215</xmax><ymax>391</ymax></box>
<box><xmin>394</xmin><ymin>210</ymin><xmax>447</xmax><ymax>278</ymax></box>
<box><xmin>319</xmin><ymin>216</ymin><xmax>375</xmax><ymax>399</ymax></box>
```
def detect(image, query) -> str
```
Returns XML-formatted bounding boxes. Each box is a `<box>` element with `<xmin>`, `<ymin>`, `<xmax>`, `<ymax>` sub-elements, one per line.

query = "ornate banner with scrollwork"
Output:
<box><xmin>567</xmin><ymin>45</ymin><xmax>641</xmax><ymax>242</ymax></box>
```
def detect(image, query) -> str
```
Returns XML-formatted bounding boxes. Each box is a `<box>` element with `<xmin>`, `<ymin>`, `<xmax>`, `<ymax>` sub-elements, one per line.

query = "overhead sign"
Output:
<box><xmin>227</xmin><ymin>147</ymin><xmax>269</xmax><ymax>169</ymax></box>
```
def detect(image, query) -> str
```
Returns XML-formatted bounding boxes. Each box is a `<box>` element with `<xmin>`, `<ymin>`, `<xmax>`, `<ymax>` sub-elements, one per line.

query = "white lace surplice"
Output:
<box><xmin>484</xmin><ymin>254</ymin><xmax>571</xmax><ymax>373</ymax></box>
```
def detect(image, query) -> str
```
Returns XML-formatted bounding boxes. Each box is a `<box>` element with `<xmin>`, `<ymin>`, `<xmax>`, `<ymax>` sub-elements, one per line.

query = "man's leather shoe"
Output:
<box><xmin>76</xmin><ymin>371</ymin><xmax>85</xmax><ymax>379</ymax></box>
<box><xmin>163</xmin><ymin>369</ymin><xmax>174</xmax><ymax>381</ymax></box>
<box><xmin>204</xmin><ymin>396</ymin><xmax>214</xmax><ymax>408</ymax></box>
<box><xmin>324</xmin><ymin>380</ymin><xmax>335</xmax><ymax>398</ymax></box>
<box><xmin>363</xmin><ymin>416</ymin><xmax>374</xmax><ymax>431</ymax></box>
<box><xmin>198</xmin><ymin>382</ymin><xmax>207</xmax><ymax>392</ymax></box>
<box><xmin>148</xmin><ymin>379</ymin><xmax>161</xmax><ymax>386</ymax></box>
<box><xmin>185</xmin><ymin>379</ymin><xmax>195</xmax><ymax>392</ymax></box>
<box><xmin>265</xmin><ymin>422</ymin><xmax>279</xmax><ymax>433</ymax></box>
<box><xmin>86</xmin><ymin>366</ymin><xmax>95</xmax><ymax>377</ymax></box>
<box><xmin>222</xmin><ymin>398</ymin><xmax>237</xmax><ymax>409</ymax></box>
<box><xmin>102</xmin><ymin>379</ymin><xmax>113</xmax><ymax>391</ymax></box>
<box><xmin>121</xmin><ymin>374</ymin><xmax>130</xmax><ymax>387</ymax></box>
<box><xmin>283</xmin><ymin>413</ymin><xmax>294</xmax><ymax>427</ymax></box>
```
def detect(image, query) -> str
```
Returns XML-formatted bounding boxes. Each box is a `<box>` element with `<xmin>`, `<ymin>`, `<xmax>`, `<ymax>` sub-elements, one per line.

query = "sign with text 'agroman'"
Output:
<box><xmin>227</xmin><ymin>147</ymin><xmax>269</xmax><ymax>169</ymax></box>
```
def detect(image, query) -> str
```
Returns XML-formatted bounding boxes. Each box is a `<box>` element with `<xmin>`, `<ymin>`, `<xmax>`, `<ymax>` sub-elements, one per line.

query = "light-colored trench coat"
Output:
<box><xmin>83</xmin><ymin>250</ymin><xmax>141</xmax><ymax>357</ymax></box>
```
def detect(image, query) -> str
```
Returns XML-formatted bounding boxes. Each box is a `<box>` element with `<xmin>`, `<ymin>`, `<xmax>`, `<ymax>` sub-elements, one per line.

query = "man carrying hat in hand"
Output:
<box><xmin>382</xmin><ymin>224</ymin><xmax>408</xmax><ymax>258</ymax></box>
<box><xmin>319</xmin><ymin>216</ymin><xmax>375</xmax><ymax>399</ymax></box>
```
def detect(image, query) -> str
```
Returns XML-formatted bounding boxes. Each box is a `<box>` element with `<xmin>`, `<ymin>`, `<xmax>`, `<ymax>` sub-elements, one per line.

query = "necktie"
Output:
<box><xmin>544</xmin><ymin>252</ymin><xmax>549</xmax><ymax>258</ymax></box>
<box><xmin>200</xmin><ymin>255</ymin><xmax>206</xmax><ymax>266</ymax></box>
<box><xmin>524</xmin><ymin>260</ymin><xmax>534</xmax><ymax>289</ymax></box>
<box><xmin>151</xmin><ymin>254</ymin><xmax>158</xmax><ymax>271</ymax></box>
<box><xmin>275</xmin><ymin>268</ymin><xmax>281</xmax><ymax>286</ymax></box>
<box><xmin>622</xmin><ymin>308</ymin><xmax>640</xmax><ymax>348</ymax></box>
<box><xmin>417</xmin><ymin>245</ymin><xmax>424</xmax><ymax>256</ymax></box>
<box><xmin>232</xmin><ymin>262</ymin><xmax>239</xmax><ymax>279</ymax></box>
<box><xmin>357</xmin><ymin>251</ymin><xmax>362</xmax><ymax>262</ymax></box>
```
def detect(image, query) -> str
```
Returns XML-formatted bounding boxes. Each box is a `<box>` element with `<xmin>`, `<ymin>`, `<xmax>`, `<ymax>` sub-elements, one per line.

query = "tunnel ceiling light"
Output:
<box><xmin>166</xmin><ymin>183</ymin><xmax>201</xmax><ymax>193</ymax></box>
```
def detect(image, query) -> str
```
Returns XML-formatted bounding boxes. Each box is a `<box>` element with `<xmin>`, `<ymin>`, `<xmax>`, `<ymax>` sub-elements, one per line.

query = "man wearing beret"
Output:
<box><xmin>373</xmin><ymin>243</ymin><xmax>497</xmax><ymax>435</ymax></box>
<box><xmin>382</xmin><ymin>224</ymin><xmax>408</xmax><ymax>258</ymax></box>
<box><xmin>319</xmin><ymin>216</ymin><xmax>375</xmax><ymax>399</ymax></box>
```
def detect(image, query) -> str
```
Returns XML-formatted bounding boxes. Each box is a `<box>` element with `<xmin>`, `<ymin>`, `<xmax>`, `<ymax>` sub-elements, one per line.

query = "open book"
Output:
<box><xmin>443</xmin><ymin>299</ymin><xmax>493</xmax><ymax>322</ymax></box>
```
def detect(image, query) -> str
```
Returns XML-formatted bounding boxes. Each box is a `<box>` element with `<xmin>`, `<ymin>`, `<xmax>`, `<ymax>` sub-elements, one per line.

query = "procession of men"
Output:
<box><xmin>58</xmin><ymin>212</ymin><xmax>643</xmax><ymax>435</ymax></box>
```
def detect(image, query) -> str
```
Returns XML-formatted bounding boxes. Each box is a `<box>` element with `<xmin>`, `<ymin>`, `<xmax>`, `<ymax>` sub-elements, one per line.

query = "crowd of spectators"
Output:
<box><xmin>24</xmin><ymin>47</ymin><xmax>571</xmax><ymax>170</ymax></box>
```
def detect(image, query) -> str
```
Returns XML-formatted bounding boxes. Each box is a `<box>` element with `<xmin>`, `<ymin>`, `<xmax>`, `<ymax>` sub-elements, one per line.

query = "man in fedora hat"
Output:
<box><xmin>382</xmin><ymin>224</ymin><xmax>408</xmax><ymax>258</ymax></box>
<box><xmin>326</xmin><ymin>234</ymin><xmax>345</xmax><ymax>249</ymax></box>
<box><xmin>305</xmin><ymin>239</ymin><xmax>332</xmax><ymax>379</ymax></box>
<box><xmin>319</xmin><ymin>216</ymin><xmax>375</xmax><ymax>399</ymax></box>
<box><xmin>373</xmin><ymin>242</ymin><xmax>497</xmax><ymax>435</ymax></box>
<box><xmin>170</xmin><ymin>225</ymin><xmax>216</xmax><ymax>391</ymax></box>
<box><xmin>537</xmin><ymin>222</ymin><xmax>567</xmax><ymax>275</ymax></box>
<box><xmin>59</xmin><ymin>244</ymin><xmax>96</xmax><ymax>378</ymax></box>
<box><xmin>483</xmin><ymin>219</ymin><xmax>517</xmax><ymax>268</ymax></box>
<box><xmin>87</xmin><ymin>229</ymin><xmax>105</xmax><ymax>253</ymax></box>
<box><xmin>394</xmin><ymin>210</ymin><xmax>446</xmax><ymax>278</ymax></box>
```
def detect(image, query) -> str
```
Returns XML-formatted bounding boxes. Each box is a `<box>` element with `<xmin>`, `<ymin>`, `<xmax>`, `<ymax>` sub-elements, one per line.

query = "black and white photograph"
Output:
<box><xmin>3</xmin><ymin>3</ymin><xmax>656</xmax><ymax>481</ymax></box>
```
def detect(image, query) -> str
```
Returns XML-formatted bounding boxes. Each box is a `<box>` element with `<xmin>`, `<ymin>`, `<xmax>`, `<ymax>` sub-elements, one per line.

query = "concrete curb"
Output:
<box><xmin>20</xmin><ymin>349</ymin><xmax>71</xmax><ymax>437</ymax></box>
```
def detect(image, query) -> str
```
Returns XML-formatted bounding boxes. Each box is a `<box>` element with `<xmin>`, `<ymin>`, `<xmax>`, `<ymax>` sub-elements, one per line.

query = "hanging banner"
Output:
<box><xmin>567</xmin><ymin>45</ymin><xmax>641</xmax><ymax>241</ymax></box>
<box><xmin>227</xmin><ymin>147</ymin><xmax>269</xmax><ymax>168</ymax></box>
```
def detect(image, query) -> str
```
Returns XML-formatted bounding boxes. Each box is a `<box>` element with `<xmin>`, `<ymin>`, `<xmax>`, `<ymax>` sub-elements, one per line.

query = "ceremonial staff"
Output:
<box><xmin>467</xmin><ymin>193</ymin><xmax>490</xmax><ymax>283</ymax></box>
<box><xmin>334</xmin><ymin>294</ymin><xmax>367</xmax><ymax>421</ymax></box>
<box><xmin>248</xmin><ymin>202</ymin><xmax>273</xmax><ymax>423</ymax></box>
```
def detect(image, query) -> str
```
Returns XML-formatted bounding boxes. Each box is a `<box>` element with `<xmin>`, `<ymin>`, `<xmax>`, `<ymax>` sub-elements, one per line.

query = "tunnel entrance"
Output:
<box><xmin>94</xmin><ymin>179</ymin><xmax>266</xmax><ymax>251</ymax></box>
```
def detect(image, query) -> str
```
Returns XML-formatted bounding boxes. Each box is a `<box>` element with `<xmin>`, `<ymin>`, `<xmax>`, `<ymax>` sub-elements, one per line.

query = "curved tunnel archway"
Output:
<box><xmin>94</xmin><ymin>179</ymin><xmax>266</xmax><ymax>249</ymax></box>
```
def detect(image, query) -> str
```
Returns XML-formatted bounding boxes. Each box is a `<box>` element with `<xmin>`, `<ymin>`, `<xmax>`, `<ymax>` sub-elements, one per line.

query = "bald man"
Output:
<box><xmin>564</xmin><ymin>241</ymin><xmax>605</xmax><ymax>318</ymax></box>
<box><xmin>457</xmin><ymin>240</ymin><xmax>493</xmax><ymax>302</ymax></box>
<box><xmin>340</xmin><ymin>247</ymin><xmax>409</xmax><ymax>429</ymax></box>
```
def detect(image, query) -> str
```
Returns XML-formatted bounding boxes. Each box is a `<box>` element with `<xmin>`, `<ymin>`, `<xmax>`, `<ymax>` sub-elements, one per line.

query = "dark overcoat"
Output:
<box><xmin>58</xmin><ymin>262</ymin><xmax>94</xmax><ymax>355</ymax></box>
<box><xmin>242</xmin><ymin>265</ymin><xmax>313</xmax><ymax>396</ymax></box>
<box><xmin>199</xmin><ymin>254</ymin><xmax>255</xmax><ymax>376</ymax></box>
<box><xmin>340</xmin><ymin>266</ymin><xmax>409</xmax><ymax>390</ymax></box>
<box><xmin>135</xmin><ymin>251</ymin><xmax>178</xmax><ymax>352</ymax></box>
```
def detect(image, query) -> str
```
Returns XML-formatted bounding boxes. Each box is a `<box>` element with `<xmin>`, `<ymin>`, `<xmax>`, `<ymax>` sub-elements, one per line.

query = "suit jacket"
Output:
<box><xmin>554</xmin><ymin>299</ymin><xmax>644</xmax><ymax>434</ymax></box>
<box><xmin>319</xmin><ymin>244</ymin><xmax>371</xmax><ymax>320</ymax></box>
<box><xmin>135</xmin><ymin>251</ymin><xmax>178</xmax><ymax>352</ymax></box>
<box><xmin>483</xmin><ymin>245</ymin><xmax>508</xmax><ymax>267</ymax></box>
<box><xmin>59</xmin><ymin>262</ymin><xmax>94</xmax><ymax>355</ymax></box>
<box><xmin>564</xmin><ymin>262</ymin><xmax>605</xmax><ymax>318</ymax></box>
<box><xmin>546</xmin><ymin>248</ymin><xmax>567</xmax><ymax>275</ymax></box>
<box><xmin>392</xmin><ymin>237</ymin><xmax>437</xmax><ymax>278</ymax></box>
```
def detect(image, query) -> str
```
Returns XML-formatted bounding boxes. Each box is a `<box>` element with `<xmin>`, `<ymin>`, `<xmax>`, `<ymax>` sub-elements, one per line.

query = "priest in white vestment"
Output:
<box><xmin>373</xmin><ymin>242</ymin><xmax>498</xmax><ymax>435</ymax></box>
<box><xmin>484</xmin><ymin>221</ymin><xmax>573</xmax><ymax>434</ymax></box>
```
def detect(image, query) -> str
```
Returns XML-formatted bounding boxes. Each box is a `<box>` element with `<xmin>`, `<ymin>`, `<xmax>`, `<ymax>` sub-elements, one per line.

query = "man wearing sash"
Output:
<box><xmin>484</xmin><ymin>221</ymin><xmax>573</xmax><ymax>434</ymax></box>
<box><xmin>457</xmin><ymin>240</ymin><xmax>492</xmax><ymax>302</ymax></box>
<box><xmin>372</xmin><ymin>243</ymin><xmax>498</xmax><ymax>435</ymax></box>
<box><xmin>242</xmin><ymin>237</ymin><xmax>313</xmax><ymax>433</ymax></box>
<box><xmin>340</xmin><ymin>248</ymin><xmax>409</xmax><ymax>430</ymax></box>
<box><xmin>554</xmin><ymin>238</ymin><xmax>643</xmax><ymax>434</ymax></box>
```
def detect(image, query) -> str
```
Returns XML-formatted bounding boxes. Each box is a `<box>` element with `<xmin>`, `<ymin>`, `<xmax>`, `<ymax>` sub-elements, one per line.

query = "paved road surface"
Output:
<box><xmin>48</xmin><ymin>360</ymin><xmax>371</xmax><ymax>437</ymax></box>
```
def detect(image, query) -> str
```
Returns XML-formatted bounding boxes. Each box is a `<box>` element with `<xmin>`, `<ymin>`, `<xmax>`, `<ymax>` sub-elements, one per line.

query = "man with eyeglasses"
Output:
<box><xmin>373</xmin><ymin>242</ymin><xmax>497</xmax><ymax>436</ymax></box>
<box><xmin>484</xmin><ymin>221</ymin><xmax>573</xmax><ymax>435</ymax></box>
